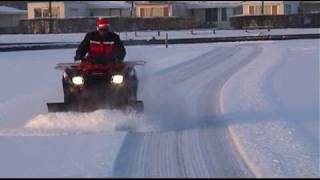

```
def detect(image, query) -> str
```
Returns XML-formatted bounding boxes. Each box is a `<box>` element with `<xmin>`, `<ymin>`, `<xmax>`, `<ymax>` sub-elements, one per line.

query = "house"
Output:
<box><xmin>0</xmin><ymin>5</ymin><xmax>27</xmax><ymax>33</ymax></box>
<box><xmin>184</xmin><ymin>1</ymin><xmax>242</xmax><ymax>28</ymax></box>
<box><xmin>134</xmin><ymin>1</ymin><xmax>242</xmax><ymax>29</ymax></box>
<box><xmin>230</xmin><ymin>1</ymin><xmax>320</xmax><ymax>29</ymax></box>
<box><xmin>241</xmin><ymin>1</ymin><xmax>300</xmax><ymax>16</ymax></box>
<box><xmin>27</xmin><ymin>1</ymin><xmax>131</xmax><ymax>19</ymax></box>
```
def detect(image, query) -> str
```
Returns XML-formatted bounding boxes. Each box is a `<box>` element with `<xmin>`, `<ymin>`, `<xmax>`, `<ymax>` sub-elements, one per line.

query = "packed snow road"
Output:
<box><xmin>0</xmin><ymin>39</ymin><xmax>318</xmax><ymax>177</ymax></box>
<box><xmin>114</xmin><ymin>44</ymin><xmax>260</xmax><ymax>177</ymax></box>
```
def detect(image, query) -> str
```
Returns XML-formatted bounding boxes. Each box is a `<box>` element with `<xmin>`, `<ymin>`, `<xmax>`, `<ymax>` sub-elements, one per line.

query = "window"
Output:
<box><xmin>221</xmin><ymin>8</ymin><xmax>227</xmax><ymax>21</ymax></box>
<box><xmin>249</xmin><ymin>6</ymin><xmax>254</xmax><ymax>15</ymax></box>
<box><xmin>255</xmin><ymin>6</ymin><xmax>261</xmax><ymax>15</ymax></box>
<box><xmin>149</xmin><ymin>8</ymin><xmax>162</xmax><ymax>16</ymax></box>
<box><xmin>139</xmin><ymin>7</ymin><xmax>168</xmax><ymax>17</ymax></box>
<box><xmin>140</xmin><ymin>8</ymin><xmax>145</xmax><ymax>16</ymax></box>
<box><xmin>265</xmin><ymin>5</ymin><xmax>271</xmax><ymax>15</ymax></box>
<box><xmin>111</xmin><ymin>9</ymin><xmax>121</xmax><ymax>16</ymax></box>
<box><xmin>272</xmin><ymin>5</ymin><xmax>278</xmax><ymax>15</ymax></box>
<box><xmin>164</xmin><ymin>7</ymin><xmax>169</xmax><ymax>16</ymax></box>
<box><xmin>34</xmin><ymin>8</ymin><xmax>42</xmax><ymax>18</ymax></box>
<box><xmin>34</xmin><ymin>7</ymin><xmax>60</xmax><ymax>18</ymax></box>
<box><xmin>42</xmin><ymin>8</ymin><xmax>50</xmax><ymax>17</ymax></box>
<box><xmin>51</xmin><ymin>7</ymin><xmax>60</xmax><ymax>17</ymax></box>
<box><xmin>205</xmin><ymin>8</ymin><xmax>218</xmax><ymax>22</ymax></box>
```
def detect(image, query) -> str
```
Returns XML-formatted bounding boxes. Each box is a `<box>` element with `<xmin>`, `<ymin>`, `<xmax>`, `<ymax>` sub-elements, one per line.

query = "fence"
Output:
<box><xmin>230</xmin><ymin>13</ymin><xmax>320</xmax><ymax>29</ymax></box>
<box><xmin>18</xmin><ymin>17</ymin><xmax>199</xmax><ymax>34</ymax></box>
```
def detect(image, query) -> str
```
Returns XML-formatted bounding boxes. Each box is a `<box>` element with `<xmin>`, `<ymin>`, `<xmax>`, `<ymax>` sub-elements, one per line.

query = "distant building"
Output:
<box><xmin>0</xmin><ymin>5</ymin><xmax>27</xmax><ymax>33</ymax></box>
<box><xmin>0</xmin><ymin>1</ymin><xmax>27</xmax><ymax>10</ymax></box>
<box><xmin>24</xmin><ymin>1</ymin><xmax>320</xmax><ymax>31</ymax></box>
<box><xmin>134</xmin><ymin>1</ymin><xmax>242</xmax><ymax>29</ymax></box>
<box><xmin>27</xmin><ymin>1</ymin><xmax>131</xmax><ymax>19</ymax></box>
<box><xmin>185</xmin><ymin>1</ymin><xmax>242</xmax><ymax>28</ymax></box>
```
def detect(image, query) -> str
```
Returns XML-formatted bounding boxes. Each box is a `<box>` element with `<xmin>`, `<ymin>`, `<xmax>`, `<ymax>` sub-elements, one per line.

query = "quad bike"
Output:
<box><xmin>47</xmin><ymin>58</ymin><xmax>145</xmax><ymax>113</ymax></box>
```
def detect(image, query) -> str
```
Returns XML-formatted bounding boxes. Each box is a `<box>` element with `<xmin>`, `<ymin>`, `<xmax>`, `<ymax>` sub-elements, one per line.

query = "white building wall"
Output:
<box><xmin>90</xmin><ymin>8</ymin><xmax>130</xmax><ymax>17</ymax></box>
<box><xmin>172</xmin><ymin>3</ymin><xmax>188</xmax><ymax>17</ymax></box>
<box><xmin>0</xmin><ymin>14</ymin><xmax>26</xmax><ymax>27</ymax></box>
<box><xmin>119</xmin><ymin>9</ymin><xmax>130</xmax><ymax>17</ymax></box>
<box><xmin>90</xmin><ymin>9</ymin><xmax>108</xmax><ymax>17</ymax></box>
<box><xmin>64</xmin><ymin>2</ymin><xmax>88</xmax><ymax>18</ymax></box>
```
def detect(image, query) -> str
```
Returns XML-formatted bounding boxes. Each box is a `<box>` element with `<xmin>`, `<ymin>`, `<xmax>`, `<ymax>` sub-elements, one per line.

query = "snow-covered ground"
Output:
<box><xmin>221</xmin><ymin>39</ymin><xmax>319</xmax><ymax>177</ymax></box>
<box><xmin>0</xmin><ymin>28</ymin><xmax>319</xmax><ymax>44</ymax></box>
<box><xmin>0</xmin><ymin>39</ymin><xmax>318</xmax><ymax>177</ymax></box>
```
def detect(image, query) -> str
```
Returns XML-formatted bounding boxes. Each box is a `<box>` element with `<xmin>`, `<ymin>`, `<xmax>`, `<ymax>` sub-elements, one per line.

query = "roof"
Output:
<box><xmin>184</xmin><ymin>1</ymin><xmax>241</xmax><ymax>9</ymax></box>
<box><xmin>242</xmin><ymin>1</ymin><xmax>284</xmax><ymax>5</ymax></box>
<box><xmin>0</xmin><ymin>5</ymin><xmax>27</xmax><ymax>15</ymax></box>
<box><xmin>87</xmin><ymin>1</ymin><xmax>131</xmax><ymax>9</ymax></box>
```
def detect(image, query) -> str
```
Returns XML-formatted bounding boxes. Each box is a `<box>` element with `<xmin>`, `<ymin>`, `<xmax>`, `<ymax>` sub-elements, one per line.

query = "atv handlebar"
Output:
<box><xmin>55</xmin><ymin>61</ymin><xmax>146</xmax><ymax>71</ymax></box>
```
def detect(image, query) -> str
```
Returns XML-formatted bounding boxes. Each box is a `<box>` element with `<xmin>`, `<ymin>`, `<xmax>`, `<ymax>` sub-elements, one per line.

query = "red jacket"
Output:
<box><xmin>75</xmin><ymin>30</ymin><xmax>126</xmax><ymax>63</ymax></box>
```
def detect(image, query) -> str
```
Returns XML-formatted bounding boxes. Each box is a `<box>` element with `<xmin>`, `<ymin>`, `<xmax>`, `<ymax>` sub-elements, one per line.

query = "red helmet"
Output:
<box><xmin>96</xmin><ymin>17</ymin><xmax>109</xmax><ymax>29</ymax></box>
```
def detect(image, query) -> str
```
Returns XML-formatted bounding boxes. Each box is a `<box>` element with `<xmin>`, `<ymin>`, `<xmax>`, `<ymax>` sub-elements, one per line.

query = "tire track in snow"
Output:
<box><xmin>113</xmin><ymin>43</ymin><xmax>262</xmax><ymax>177</ymax></box>
<box><xmin>192</xmin><ymin>44</ymin><xmax>263</xmax><ymax>177</ymax></box>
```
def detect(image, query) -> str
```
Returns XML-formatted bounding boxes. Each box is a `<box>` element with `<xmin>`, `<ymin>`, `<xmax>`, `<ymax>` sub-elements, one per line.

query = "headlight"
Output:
<box><xmin>111</xmin><ymin>75</ymin><xmax>123</xmax><ymax>84</ymax></box>
<box><xmin>72</xmin><ymin>76</ymin><xmax>84</xmax><ymax>85</ymax></box>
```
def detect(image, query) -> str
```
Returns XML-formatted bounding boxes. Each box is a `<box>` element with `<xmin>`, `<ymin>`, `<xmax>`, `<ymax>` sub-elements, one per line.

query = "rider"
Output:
<box><xmin>74</xmin><ymin>17</ymin><xmax>126</xmax><ymax>64</ymax></box>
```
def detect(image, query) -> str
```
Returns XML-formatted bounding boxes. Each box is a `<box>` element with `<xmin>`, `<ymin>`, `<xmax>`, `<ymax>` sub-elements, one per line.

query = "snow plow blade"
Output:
<box><xmin>47</xmin><ymin>101</ymin><xmax>144</xmax><ymax>113</ymax></box>
<box><xmin>47</xmin><ymin>102</ymin><xmax>77</xmax><ymax>113</ymax></box>
<box><xmin>47</xmin><ymin>101</ymin><xmax>109</xmax><ymax>113</ymax></box>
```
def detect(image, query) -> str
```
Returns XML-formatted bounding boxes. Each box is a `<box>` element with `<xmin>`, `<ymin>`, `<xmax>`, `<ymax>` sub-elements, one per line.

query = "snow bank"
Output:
<box><xmin>0</xmin><ymin>110</ymin><xmax>150</xmax><ymax>137</ymax></box>
<box><xmin>26</xmin><ymin>110</ymin><xmax>133</xmax><ymax>132</ymax></box>
<box><xmin>0</xmin><ymin>28</ymin><xmax>319</xmax><ymax>43</ymax></box>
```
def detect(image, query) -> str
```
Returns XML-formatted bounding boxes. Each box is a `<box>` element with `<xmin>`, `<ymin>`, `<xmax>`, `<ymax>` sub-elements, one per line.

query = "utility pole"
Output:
<box><xmin>261</xmin><ymin>0</ymin><xmax>264</xmax><ymax>15</ymax></box>
<box><xmin>48</xmin><ymin>1</ymin><xmax>52</xmax><ymax>33</ymax></box>
<box><xmin>261</xmin><ymin>0</ymin><xmax>264</xmax><ymax>27</ymax></box>
<box><xmin>131</xmin><ymin>1</ymin><xmax>134</xmax><ymax>17</ymax></box>
<box><xmin>299</xmin><ymin>1</ymin><xmax>304</xmax><ymax>27</ymax></box>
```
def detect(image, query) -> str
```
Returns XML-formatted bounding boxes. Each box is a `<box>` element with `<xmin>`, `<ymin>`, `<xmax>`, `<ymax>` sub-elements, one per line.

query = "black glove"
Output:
<box><xmin>74</xmin><ymin>54</ymin><xmax>82</xmax><ymax>62</ymax></box>
<box><xmin>113</xmin><ymin>55</ymin><xmax>123</xmax><ymax>63</ymax></box>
